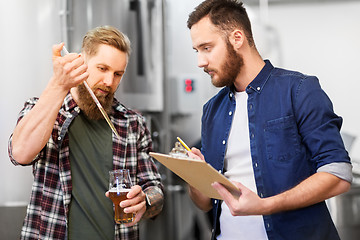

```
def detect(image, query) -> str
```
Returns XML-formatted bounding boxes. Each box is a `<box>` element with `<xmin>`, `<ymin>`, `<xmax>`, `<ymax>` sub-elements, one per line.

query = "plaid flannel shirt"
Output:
<box><xmin>8</xmin><ymin>93</ymin><xmax>164</xmax><ymax>240</ymax></box>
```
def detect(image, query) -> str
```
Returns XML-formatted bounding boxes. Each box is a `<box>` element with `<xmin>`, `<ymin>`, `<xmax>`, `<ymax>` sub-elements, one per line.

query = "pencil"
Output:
<box><xmin>177</xmin><ymin>137</ymin><xmax>191</xmax><ymax>151</ymax></box>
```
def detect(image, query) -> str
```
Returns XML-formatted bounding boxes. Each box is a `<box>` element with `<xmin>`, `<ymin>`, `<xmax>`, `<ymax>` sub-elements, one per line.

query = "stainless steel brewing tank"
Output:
<box><xmin>329</xmin><ymin>182</ymin><xmax>360</xmax><ymax>240</ymax></box>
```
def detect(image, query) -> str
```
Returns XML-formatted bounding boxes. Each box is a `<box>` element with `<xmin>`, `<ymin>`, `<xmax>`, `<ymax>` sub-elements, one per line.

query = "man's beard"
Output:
<box><xmin>205</xmin><ymin>39</ymin><xmax>244</xmax><ymax>88</ymax></box>
<box><xmin>76</xmin><ymin>83</ymin><xmax>114</xmax><ymax>120</ymax></box>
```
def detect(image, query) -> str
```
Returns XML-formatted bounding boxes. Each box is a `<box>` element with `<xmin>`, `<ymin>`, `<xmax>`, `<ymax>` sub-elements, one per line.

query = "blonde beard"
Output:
<box><xmin>76</xmin><ymin>83</ymin><xmax>114</xmax><ymax>120</ymax></box>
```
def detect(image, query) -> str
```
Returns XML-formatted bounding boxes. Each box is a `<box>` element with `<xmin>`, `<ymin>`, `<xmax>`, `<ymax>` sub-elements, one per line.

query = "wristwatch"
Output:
<box><xmin>145</xmin><ymin>193</ymin><xmax>152</xmax><ymax>208</ymax></box>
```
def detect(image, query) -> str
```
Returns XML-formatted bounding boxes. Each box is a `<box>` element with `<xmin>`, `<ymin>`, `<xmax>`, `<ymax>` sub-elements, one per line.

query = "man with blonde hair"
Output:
<box><xmin>9</xmin><ymin>26</ymin><xmax>164</xmax><ymax>240</ymax></box>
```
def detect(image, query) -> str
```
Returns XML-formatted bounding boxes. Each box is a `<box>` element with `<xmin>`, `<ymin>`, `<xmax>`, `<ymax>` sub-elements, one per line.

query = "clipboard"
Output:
<box><xmin>150</xmin><ymin>152</ymin><xmax>239</xmax><ymax>200</ymax></box>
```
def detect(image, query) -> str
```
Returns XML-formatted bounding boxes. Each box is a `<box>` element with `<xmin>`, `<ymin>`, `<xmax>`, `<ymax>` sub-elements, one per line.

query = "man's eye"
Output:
<box><xmin>98</xmin><ymin>67</ymin><xmax>106</xmax><ymax>71</ymax></box>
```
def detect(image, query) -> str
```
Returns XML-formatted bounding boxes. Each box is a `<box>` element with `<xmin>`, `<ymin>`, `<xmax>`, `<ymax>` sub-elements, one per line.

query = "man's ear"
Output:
<box><xmin>81</xmin><ymin>51</ymin><xmax>89</xmax><ymax>64</ymax></box>
<box><xmin>229</xmin><ymin>29</ymin><xmax>245</xmax><ymax>50</ymax></box>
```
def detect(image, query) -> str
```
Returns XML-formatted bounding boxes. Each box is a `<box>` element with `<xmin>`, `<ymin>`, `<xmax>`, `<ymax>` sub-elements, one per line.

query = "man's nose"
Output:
<box><xmin>103</xmin><ymin>73</ymin><xmax>114</xmax><ymax>86</ymax></box>
<box><xmin>197</xmin><ymin>54</ymin><xmax>208</xmax><ymax>68</ymax></box>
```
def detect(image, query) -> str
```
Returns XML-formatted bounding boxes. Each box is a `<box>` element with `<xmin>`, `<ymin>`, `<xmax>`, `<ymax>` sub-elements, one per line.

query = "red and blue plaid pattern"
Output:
<box><xmin>9</xmin><ymin>94</ymin><xmax>163</xmax><ymax>240</ymax></box>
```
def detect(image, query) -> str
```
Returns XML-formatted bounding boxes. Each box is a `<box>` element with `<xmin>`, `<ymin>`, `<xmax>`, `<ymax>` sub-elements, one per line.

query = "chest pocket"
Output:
<box><xmin>264</xmin><ymin>115</ymin><xmax>301</xmax><ymax>163</ymax></box>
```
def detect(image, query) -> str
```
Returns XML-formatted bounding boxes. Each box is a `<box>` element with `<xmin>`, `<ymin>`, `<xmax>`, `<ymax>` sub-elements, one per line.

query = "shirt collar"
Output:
<box><xmin>226</xmin><ymin>60</ymin><xmax>274</xmax><ymax>99</ymax></box>
<box><xmin>63</xmin><ymin>92</ymin><xmax>78</xmax><ymax>112</ymax></box>
<box><xmin>246</xmin><ymin>59</ymin><xmax>274</xmax><ymax>94</ymax></box>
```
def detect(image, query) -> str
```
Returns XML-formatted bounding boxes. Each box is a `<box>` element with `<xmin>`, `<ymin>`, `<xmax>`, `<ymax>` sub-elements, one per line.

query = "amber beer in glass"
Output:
<box><xmin>109</xmin><ymin>169</ymin><xmax>134</xmax><ymax>224</ymax></box>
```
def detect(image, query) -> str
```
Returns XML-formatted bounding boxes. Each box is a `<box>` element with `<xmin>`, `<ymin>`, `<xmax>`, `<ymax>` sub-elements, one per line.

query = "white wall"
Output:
<box><xmin>256</xmin><ymin>1</ymin><xmax>360</xmax><ymax>162</ymax></box>
<box><xmin>167</xmin><ymin>0</ymin><xmax>360</xmax><ymax>162</ymax></box>
<box><xmin>0</xmin><ymin>0</ymin><xmax>63</xmax><ymax>205</ymax></box>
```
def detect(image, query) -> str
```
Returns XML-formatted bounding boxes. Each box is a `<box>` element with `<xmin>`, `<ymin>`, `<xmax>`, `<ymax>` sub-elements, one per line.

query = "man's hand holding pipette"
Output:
<box><xmin>52</xmin><ymin>43</ymin><xmax>88</xmax><ymax>92</ymax></box>
<box><xmin>11</xmin><ymin>43</ymin><xmax>88</xmax><ymax>165</ymax></box>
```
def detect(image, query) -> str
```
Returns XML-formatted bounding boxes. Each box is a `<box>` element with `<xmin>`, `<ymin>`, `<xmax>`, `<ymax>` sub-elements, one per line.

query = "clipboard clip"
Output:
<box><xmin>169</xmin><ymin>141</ymin><xmax>188</xmax><ymax>158</ymax></box>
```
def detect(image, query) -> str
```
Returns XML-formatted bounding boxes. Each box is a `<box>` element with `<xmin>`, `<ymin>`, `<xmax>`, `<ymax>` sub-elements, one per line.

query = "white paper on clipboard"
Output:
<box><xmin>150</xmin><ymin>152</ymin><xmax>240</xmax><ymax>200</ymax></box>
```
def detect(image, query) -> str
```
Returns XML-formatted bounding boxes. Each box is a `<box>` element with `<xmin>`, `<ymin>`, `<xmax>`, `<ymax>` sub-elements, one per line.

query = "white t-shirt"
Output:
<box><xmin>217</xmin><ymin>91</ymin><xmax>268</xmax><ymax>240</ymax></box>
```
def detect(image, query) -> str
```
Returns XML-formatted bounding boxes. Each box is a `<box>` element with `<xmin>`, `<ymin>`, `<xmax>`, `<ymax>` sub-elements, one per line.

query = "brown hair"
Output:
<box><xmin>187</xmin><ymin>0</ymin><xmax>254</xmax><ymax>47</ymax></box>
<box><xmin>82</xmin><ymin>25</ymin><xmax>131</xmax><ymax>57</ymax></box>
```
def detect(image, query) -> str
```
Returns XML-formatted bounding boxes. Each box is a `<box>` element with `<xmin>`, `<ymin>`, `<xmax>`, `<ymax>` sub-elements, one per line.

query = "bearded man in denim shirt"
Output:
<box><xmin>186</xmin><ymin>1</ymin><xmax>352</xmax><ymax>240</ymax></box>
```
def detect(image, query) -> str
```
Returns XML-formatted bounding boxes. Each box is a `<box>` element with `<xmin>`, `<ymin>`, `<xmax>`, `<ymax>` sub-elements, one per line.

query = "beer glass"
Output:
<box><xmin>109</xmin><ymin>169</ymin><xmax>134</xmax><ymax>224</ymax></box>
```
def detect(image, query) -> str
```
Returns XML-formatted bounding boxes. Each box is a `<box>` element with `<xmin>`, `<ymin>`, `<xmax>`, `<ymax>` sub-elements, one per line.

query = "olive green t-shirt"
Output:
<box><xmin>68</xmin><ymin>112</ymin><xmax>114</xmax><ymax>240</ymax></box>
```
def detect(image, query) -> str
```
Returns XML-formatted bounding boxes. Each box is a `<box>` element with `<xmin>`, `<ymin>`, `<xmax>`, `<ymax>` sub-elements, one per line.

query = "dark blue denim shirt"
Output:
<box><xmin>202</xmin><ymin>60</ymin><xmax>350</xmax><ymax>240</ymax></box>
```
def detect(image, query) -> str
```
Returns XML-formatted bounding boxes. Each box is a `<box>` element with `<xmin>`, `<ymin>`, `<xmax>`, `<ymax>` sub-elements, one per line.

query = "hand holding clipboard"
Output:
<box><xmin>150</xmin><ymin>138</ymin><xmax>240</xmax><ymax>200</ymax></box>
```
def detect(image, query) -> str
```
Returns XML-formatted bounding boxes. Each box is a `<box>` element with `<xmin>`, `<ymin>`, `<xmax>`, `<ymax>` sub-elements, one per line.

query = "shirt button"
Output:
<box><xmin>229</xmin><ymin>111</ymin><xmax>232</xmax><ymax>116</ymax></box>
<box><xmin>218</xmin><ymin>170</ymin><xmax>222</xmax><ymax>173</ymax></box>
<box><xmin>260</xmin><ymin>193</ymin><xmax>264</xmax><ymax>198</ymax></box>
<box><xmin>222</xmin><ymin>140</ymin><xmax>226</xmax><ymax>145</ymax></box>
<box><xmin>249</xmin><ymin>104</ymin><xmax>253</xmax><ymax>110</ymax></box>
<box><xmin>229</xmin><ymin>93</ymin><xmax>233</xmax><ymax>98</ymax></box>
<box><xmin>257</xmin><ymin>87</ymin><xmax>261</xmax><ymax>91</ymax></box>
<box><xmin>75</xmin><ymin>106</ymin><xmax>80</xmax><ymax>112</ymax></box>
<box><xmin>58</xmin><ymin>136</ymin><xmax>61</xmax><ymax>141</ymax></box>
<box><xmin>254</xmin><ymin>163</ymin><xmax>258</xmax><ymax>168</ymax></box>
<box><xmin>214</xmin><ymin>200</ymin><xmax>218</xmax><ymax>204</ymax></box>
<box><xmin>250</xmin><ymin>133</ymin><xmax>254</xmax><ymax>139</ymax></box>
